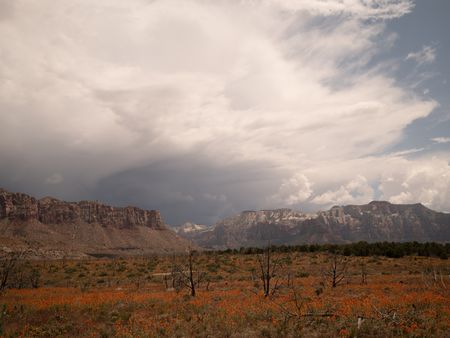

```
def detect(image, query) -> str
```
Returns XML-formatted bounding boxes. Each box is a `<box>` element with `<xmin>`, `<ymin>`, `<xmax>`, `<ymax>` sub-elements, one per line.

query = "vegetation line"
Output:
<box><xmin>212</xmin><ymin>241</ymin><xmax>450</xmax><ymax>259</ymax></box>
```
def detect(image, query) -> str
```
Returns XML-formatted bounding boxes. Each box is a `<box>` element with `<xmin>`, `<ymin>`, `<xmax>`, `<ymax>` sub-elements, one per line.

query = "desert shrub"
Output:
<box><xmin>206</xmin><ymin>263</ymin><xmax>219</xmax><ymax>273</ymax></box>
<box><xmin>64</xmin><ymin>267</ymin><xmax>77</xmax><ymax>274</ymax></box>
<box><xmin>116</xmin><ymin>264</ymin><xmax>126</xmax><ymax>273</ymax></box>
<box><xmin>297</xmin><ymin>271</ymin><xmax>310</xmax><ymax>278</ymax></box>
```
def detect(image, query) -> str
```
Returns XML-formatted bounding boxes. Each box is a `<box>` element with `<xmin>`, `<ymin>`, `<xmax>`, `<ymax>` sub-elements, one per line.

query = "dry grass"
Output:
<box><xmin>0</xmin><ymin>253</ymin><xmax>449</xmax><ymax>337</ymax></box>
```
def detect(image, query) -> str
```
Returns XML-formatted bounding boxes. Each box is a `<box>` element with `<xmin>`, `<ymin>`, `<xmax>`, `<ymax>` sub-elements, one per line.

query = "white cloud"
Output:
<box><xmin>271</xmin><ymin>173</ymin><xmax>313</xmax><ymax>205</ymax></box>
<box><xmin>431</xmin><ymin>137</ymin><xmax>450</xmax><ymax>144</ymax></box>
<box><xmin>264</xmin><ymin>0</ymin><xmax>414</xmax><ymax>19</ymax></box>
<box><xmin>388</xmin><ymin>148</ymin><xmax>424</xmax><ymax>157</ymax></box>
<box><xmin>406</xmin><ymin>45</ymin><xmax>437</xmax><ymax>66</ymax></box>
<box><xmin>0</xmin><ymin>0</ymin><xmax>447</xmax><ymax>220</ymax></box>
<box><xmin>312</xmin><ymin>175</ymin><xmax>374</xmax><ymax>206</ymax></box>
<box><xmin>379</xmin><ymin>156</ymin><xmax>450</xmax><ymax>211</ymax></box>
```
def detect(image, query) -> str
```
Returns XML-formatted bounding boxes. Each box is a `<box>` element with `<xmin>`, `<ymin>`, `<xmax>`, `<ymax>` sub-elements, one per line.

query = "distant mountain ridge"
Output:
<box><xmin>2</xmin><ymin>187</ymin><xmax>449</xmax><ymax>255</ymax></box>
<box><xmin>0</xmin><ymin>188</ymin><xmax>191</xmax><ymax>258</ymax></box>
<box><xmin>176</xmin><ymin>202</ymin><xmax>450</xmax><ymax>249</ymax></box>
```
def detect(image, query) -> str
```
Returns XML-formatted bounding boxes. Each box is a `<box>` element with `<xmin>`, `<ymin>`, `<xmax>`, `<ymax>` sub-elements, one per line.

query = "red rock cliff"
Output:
<box><xmin>0</xmin><ymin>189</ymin><xmax>165</xmax><ymax>230</ymax></box>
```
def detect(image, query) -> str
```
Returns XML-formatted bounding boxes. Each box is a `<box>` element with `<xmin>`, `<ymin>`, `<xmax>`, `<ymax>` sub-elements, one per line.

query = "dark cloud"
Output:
<box><xmin>92</xmin><ymin>155</ymin><xmax>284</xmax><ymax>225</ymax></box>
<box><xmin>0</xmin><ymin>0</ymin><xmax>14</xmax><ymax>21</ymax></box>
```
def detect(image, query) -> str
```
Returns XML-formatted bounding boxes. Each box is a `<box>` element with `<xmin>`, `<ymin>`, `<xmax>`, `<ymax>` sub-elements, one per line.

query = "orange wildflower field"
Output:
<box><xmin>0</xmin><ymin>253</ymin><xmax>449</xmax><ymax>337</ymax></box>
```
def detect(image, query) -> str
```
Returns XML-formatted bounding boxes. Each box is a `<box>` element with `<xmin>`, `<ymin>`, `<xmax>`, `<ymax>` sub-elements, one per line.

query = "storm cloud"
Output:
<box><xmin>1</xmin><ymin>0</ymin><xmax>449</xmax><ymax>224</ymax></box>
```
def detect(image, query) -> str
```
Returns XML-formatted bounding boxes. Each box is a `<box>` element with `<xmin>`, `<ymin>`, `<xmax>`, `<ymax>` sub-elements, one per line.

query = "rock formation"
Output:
<box><xmin>177</xmin><ymin>201</ymin><xmax>450</xmax><ymax>249</ymax></box>
<box><xmin>0</xmin><ymin>188</ymin><xmax>190</xmax><ymax>258</ymax></box>
<box><xmin>0</xmin><ymin>189</ymin><xmax>164</xmax><ymax>229</ymax></box>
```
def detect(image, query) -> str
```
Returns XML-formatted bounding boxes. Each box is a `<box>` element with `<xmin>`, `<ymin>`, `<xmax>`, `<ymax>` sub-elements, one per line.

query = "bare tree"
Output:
<box><xmin>0</xmin><ymin>250</ymin><xmax>27</xmax><ymax>291</ymax></box>
<box><xmin>257</xmin><ymin>284</ymin><xmax>334</xmax><ymax>321</ymax></box>
<box><xmin>256</xmin><ymin>245</ymin><xmax>283</xmax><ymax>297</ymax></box>
<box><xmin>324</xmin><ymin>252</ymin><xmax>348</xmax><ymax>288</ymax></box>
<box><xmin>360</xmin><ymin>260</ymin><xmax>368</xmax><ymax>285</ymax></box>
<box><xmin>171</xmin><ymin>248</ymin><xmax>206</xmax><ymax>297</ymax></box>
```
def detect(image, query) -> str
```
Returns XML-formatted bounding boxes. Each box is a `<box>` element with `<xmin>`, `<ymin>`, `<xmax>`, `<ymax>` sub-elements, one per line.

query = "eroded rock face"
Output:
<box><xmin>181</xmin><ymin>209</ymin><xmax>319</xmax><ymax>249</ymax></box>
<box><xmin>177</xmin><ymin>201</ymin><xmax>450</xmax><ymax>249</ymax></box>
<box><xmin>312</xmin><ymin>201</ymin><xmax>448</xmax><ymax>242</ymax></box>
<box><xmin>0</xmin><ymin>189</ymin><xmax>164</xmax><ymax>230</ymax></box>
<box><xmin>0</xmin><ymin>188</ymin><xmax>192</xmax><ymax>258</ymax></box>
<box><xmin>0</xmin><ymin>189</ymin><xmax>39</xmax><ymax>221</ymax></box>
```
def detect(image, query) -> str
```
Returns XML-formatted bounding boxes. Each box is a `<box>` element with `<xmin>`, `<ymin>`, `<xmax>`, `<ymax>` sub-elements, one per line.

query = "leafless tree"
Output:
<box><xmin>324</xmin><ymin>252</ymin><xmax>348</xmax><ymax>288</ymax></box>
<box><xmin>256</xmin><ymin>245</ymin><xmax>283</xmax><ymax>297</ymax></box>
<box><xmin>171</xmin><ymin>248</ymin><xmax>206</xmax><ymax>297</ymax></box>
<box><xmin>360</xmin><ymin>260</ymin><xmax>368</xmax><ymax>285</ymax></box>
<box><xmin>255</xmin><ymin>284</ymin><xmax>334</xmax><ymax>322</ymax></box>
<box><xmin>0</xmin><ymin>250</ymin><xmax>27</xmax><ymax>291</ymax></box>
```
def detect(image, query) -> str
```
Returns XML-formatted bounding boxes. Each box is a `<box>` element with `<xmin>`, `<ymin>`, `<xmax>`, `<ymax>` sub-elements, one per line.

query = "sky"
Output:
<box><xmin>0</xmin><ymin>0</ymin><xmax>449</xmax><ymax>225</ymax></box>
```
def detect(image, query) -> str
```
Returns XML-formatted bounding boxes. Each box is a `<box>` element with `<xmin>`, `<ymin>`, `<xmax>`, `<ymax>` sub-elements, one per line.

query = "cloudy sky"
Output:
<box><xmin>0</xmin><ymin>0</ymin><xmax>449</xmax><ymax>225</ymax></box>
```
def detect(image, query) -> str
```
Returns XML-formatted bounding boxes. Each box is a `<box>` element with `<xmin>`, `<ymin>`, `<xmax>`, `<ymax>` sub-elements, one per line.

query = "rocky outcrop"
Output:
<box><xmin>0</xmin><ymin>189</ymin><xmax>39</xmax><ymax>221</ymax></box>
<box><xmin>0</xmin><ymin>189</ymin><xmax>164</xmax><ymax>230</ymax></box>
<box><xmin>178</xmin><ymin>202</ymin><xmax>450</xmax><ymax>249</ymax></box>
<box><xmin>180</xmin><ymin>209</ymin><xmax>318</xmax><ymax>248</ymax></box>
<box><xmin>322</xmin><ymin>201</ymin><xmax>450</xmax><ymax>242</ymax></box>
<box><xmin>0</xmin><ymin>188</ymin><xmax>190</xmax><ymax>258</ymax></box>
